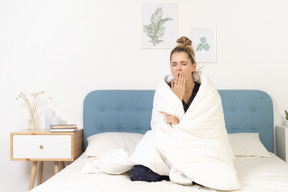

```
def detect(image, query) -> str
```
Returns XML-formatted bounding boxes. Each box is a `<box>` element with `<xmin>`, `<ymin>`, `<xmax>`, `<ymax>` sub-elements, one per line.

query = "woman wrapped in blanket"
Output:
<box><xmin>130</xmin><ymin>36</ymin><xmax>198</xmax><ymax>182</ymax></box>
<box><xmin>130</xmin><ymin>36</ymin><xmax>239</xmax><ymax>190</ymax></box>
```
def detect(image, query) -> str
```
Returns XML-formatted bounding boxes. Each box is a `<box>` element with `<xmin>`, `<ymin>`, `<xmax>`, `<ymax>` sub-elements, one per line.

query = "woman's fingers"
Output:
<box><xmin>175</xmin><ymin>73</ymin><xmax>180</xmax><ymax>85</ymax></box>
<box><xmin>179</xmin><ymin>73</ymin><xmax>184</xmax><ymax>87</ymax></box>
<box><xmin>159</xmin><ymin>111</ymin><xmax>179</xmax><ymax>125</ymax></box>
<box><xmin>171</xmin><ymin>73</ymin><xmax>185</xmax><ymax>101</ymax></box>
<box><xmin>160</xmin><ymin>111</ymin><xmax>169</xmax><ymax>116</ymax></box>
<box><xmin>175</xmin><ymin>73</ymin><xmax>184</xmax><ymax>87</ymax></box>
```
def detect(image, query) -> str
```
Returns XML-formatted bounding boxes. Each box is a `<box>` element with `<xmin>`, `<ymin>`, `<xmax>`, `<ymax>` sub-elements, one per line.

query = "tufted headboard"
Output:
<box><xmin>83</xmin><ymin>90</ymin><xmax>274</xmax><ymax>152</ymax></box>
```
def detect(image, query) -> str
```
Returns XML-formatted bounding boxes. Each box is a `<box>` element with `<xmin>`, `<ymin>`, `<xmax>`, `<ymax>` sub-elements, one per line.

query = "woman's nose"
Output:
<box><xmin>176</xmin><ymin>65</ymin><xmax>181</xmax><ymax>70</ymax></box>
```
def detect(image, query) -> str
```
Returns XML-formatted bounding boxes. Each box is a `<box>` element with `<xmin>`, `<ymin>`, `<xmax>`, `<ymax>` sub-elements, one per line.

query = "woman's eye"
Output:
<box><xmin>182</xmin><ymin>63</ymin><xmax>187</xmax><ymax>66</ymax></box>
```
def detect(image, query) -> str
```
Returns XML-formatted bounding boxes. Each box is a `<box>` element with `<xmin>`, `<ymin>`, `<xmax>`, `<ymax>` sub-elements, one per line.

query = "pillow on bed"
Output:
<box><xmin>228</xmin><ymin>133</ymin><xmax>271</xmax><ymax>157</ymax></box>
<box><xmin>85</xmin><ymin>132</ymin><xmax>143</xmax><ymax>157</ymax></box>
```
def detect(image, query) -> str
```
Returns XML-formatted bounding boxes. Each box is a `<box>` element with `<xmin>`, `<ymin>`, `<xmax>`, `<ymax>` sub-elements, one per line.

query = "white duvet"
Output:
<box><xmin>82</xmin><ymin>72</ymin><xmax>239</xmax><ymax>190</ymax></box>
<box><xmin>30</xmin><ymin>153</ymin><xmax>288</xmax><ymax>192</ymax></box>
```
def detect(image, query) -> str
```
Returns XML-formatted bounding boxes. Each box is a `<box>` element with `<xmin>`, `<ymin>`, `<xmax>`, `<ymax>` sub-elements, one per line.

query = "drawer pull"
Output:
<box><xmin>39</xmin><ymin>145</ymin><xmax>44</xmax><ymax>150</ymax></box>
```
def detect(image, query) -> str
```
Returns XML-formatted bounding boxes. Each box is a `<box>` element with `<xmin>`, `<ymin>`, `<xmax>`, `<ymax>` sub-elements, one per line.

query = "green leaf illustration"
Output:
<box><xmin>200</xmin><ymin>37</ymin><xmax>207</xmax><ymax>43</ymax></box>
<box><xmin>196</xmin><ymin>44</ymin><xmax>204</xmax><ymax>51</ymax></box>
<box><xmin>144</xmin><ymin>7</ymin><xmax>173</xmax><ymax>46</ymax></box>
<box><xmin>196</xmin><ymin>36</ymin><xmax>210</xmax><ymax>51</ymax></box>
<box><xmin>204</xmin><ymin>44</ymin><xmax>210</xmax><ymax>50</ymax></box>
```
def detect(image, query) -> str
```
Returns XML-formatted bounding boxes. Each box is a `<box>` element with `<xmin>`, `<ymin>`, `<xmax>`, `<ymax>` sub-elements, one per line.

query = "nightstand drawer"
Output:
<box><xmin>12</xmin><ymin>135</ymin><xmax>72</xmax><ymax>159</ymax></box>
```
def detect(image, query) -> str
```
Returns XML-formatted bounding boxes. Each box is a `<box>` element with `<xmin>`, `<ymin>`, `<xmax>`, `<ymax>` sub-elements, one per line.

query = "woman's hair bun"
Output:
<box><xmin>176</xmin><ymin>36</ymin><xmax>192</xmax><ymax>47</ymax></box>
<box><xmin>170</xmin><ymin>36</ymin><xmax>195</xmax><ymax>64</ymax></box>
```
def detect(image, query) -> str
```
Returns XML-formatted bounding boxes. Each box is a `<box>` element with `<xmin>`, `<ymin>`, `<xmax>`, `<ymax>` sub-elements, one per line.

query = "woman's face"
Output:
<box><xmin>170</xmin><ymin>51</ymin><xmax>196</xmax><ymax>82</ymax></box>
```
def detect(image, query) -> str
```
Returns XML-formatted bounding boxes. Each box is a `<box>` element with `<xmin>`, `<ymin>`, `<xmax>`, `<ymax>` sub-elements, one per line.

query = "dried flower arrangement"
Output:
<box><xmin>16</xmin><ymin>91</ymin><xmax>52</xmax><ymax>130</ymax></box>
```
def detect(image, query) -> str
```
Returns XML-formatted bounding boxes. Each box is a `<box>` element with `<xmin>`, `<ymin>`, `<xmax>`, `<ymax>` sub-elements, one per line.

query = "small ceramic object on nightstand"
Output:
<box><xmin>45</xmin><ymin>108</ymin><xmax>55</xmax><ymax>130</ymax></box>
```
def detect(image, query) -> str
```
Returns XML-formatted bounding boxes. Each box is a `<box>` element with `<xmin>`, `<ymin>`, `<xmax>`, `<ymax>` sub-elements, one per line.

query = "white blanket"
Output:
<box><xmin>82</xmin><ymin>72</ymin><xmax>239</xmax><ymax>190</ymax></box>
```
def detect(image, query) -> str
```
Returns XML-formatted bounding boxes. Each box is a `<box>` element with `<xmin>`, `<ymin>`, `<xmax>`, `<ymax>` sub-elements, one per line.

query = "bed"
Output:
<box><xmin>30</xmin><ymin>90</ymin><xmax>288</xmax><ymax>192</ymax></box>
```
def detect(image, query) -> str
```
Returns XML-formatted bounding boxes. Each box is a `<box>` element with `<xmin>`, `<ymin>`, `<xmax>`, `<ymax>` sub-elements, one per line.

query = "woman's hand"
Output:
<box><xmin>160</xmin><ymin>111</ymin><xmax>179</xmax><ymax>126</ymax></box>
<box><xmin>171</xmin><ymin>73</ymin><xmax>185</xmax><ymax>101</ymax></box>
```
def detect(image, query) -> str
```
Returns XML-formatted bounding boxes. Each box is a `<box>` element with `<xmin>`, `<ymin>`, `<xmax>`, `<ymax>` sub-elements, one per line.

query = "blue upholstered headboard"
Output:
<box><xmin>83</xmin><ymin>90</ymin><xmax>274</xmax><ymax>152</ymax></box>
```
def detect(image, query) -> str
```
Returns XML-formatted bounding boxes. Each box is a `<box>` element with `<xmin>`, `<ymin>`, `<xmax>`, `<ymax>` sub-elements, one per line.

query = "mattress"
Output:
<box><xmin>30</xmin><ymin>153</ymin><xmax>288</xmax><ymax>192</ymax></box>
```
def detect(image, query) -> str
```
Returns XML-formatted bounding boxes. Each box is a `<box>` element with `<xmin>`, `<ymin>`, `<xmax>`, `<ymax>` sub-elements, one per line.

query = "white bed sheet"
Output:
<box><xmin>235</xmin><ymin>153</ymin><xmax>288</xmax><ymax>191</ymax></box>
<box><xmin>30</xmin><ymin>153</ymin><xmax>288</xmax><ymax>192</ymax></box>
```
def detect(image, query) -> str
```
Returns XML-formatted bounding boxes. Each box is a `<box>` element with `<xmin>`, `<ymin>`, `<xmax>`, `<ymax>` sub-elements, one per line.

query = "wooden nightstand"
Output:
<box><xmin>276</xmin><ymin>125</ymin><xmax>288</xmax><ymax>162</ymax></box>
<box><xmin>10</xmin><ymin>129</ymin><xmax>83</xmax><ymax>190</ymax></box>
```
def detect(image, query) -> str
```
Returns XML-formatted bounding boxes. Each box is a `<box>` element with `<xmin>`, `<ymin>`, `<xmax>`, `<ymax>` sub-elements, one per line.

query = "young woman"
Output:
<box><xmin>130</xmin><ymin>36</ymin><xmax>201</xmax><ymax>182</ymax></box>
<box><xmin>130</xmin><ymin>36</ymin><xmax>238</xmax><ymax>190</ymax></box>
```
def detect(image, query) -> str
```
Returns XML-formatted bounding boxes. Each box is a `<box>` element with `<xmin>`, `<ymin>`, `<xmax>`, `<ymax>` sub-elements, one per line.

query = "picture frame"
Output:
<box><xmin>190</xmin><ymin>27</ymin><xmax>217</xmax><ymax>63</ymax></box>
<box><xmin>142</xmin><ymin>3</ymin><xmax>178</xmax><ymax>49</ymax></box>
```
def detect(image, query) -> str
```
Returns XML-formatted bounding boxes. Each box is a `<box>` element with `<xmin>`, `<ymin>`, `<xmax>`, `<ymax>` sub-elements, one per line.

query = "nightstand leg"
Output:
<box><xmin>54</xmin><ymin>161</ymin><xmax>59</xmax><ymax>174</ymax></box>
<box><xmin>60</xmin><ymin>161</ymin><xmax>65</xmax><ymax>170</ymax></box>
<box><xmin>29</xmin><ymin>161</ymin><xmax>38</xmax><ymax>190</ymax></box>
<box><xmin>37</xmin><ymin>161</ymin><xmax>44</xmax><ymax>185</ymax></box>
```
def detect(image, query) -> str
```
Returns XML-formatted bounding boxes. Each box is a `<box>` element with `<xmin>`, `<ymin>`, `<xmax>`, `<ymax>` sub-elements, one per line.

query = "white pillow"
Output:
<box><xmin>85</xmin><ymin>132</ymin><xmax>143</xmax><ymax>157</ymax></box>
<box><xmin>228</xmin><ymin>133</ymin><xmax>271</xmax><ymax>157</ymax></box>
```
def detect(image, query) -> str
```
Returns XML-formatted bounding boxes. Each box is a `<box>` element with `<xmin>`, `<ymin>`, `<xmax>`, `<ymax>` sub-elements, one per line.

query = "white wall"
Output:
<box><xmin>1</xmin><ymin>0</ymin><xmax>288</xmax><ymax>191</ymax></box>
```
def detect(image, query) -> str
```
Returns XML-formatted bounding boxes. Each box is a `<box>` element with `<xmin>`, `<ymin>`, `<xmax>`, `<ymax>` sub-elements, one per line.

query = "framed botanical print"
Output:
<box><xmin>191</xmin><ymin>27</ymin><xmax>217</xmax><ymax>63</ymax></box>
<box><xmin>142</xmin><ymin>3</ymin><xmax>178</xmax><ymax>49</ymax></box>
